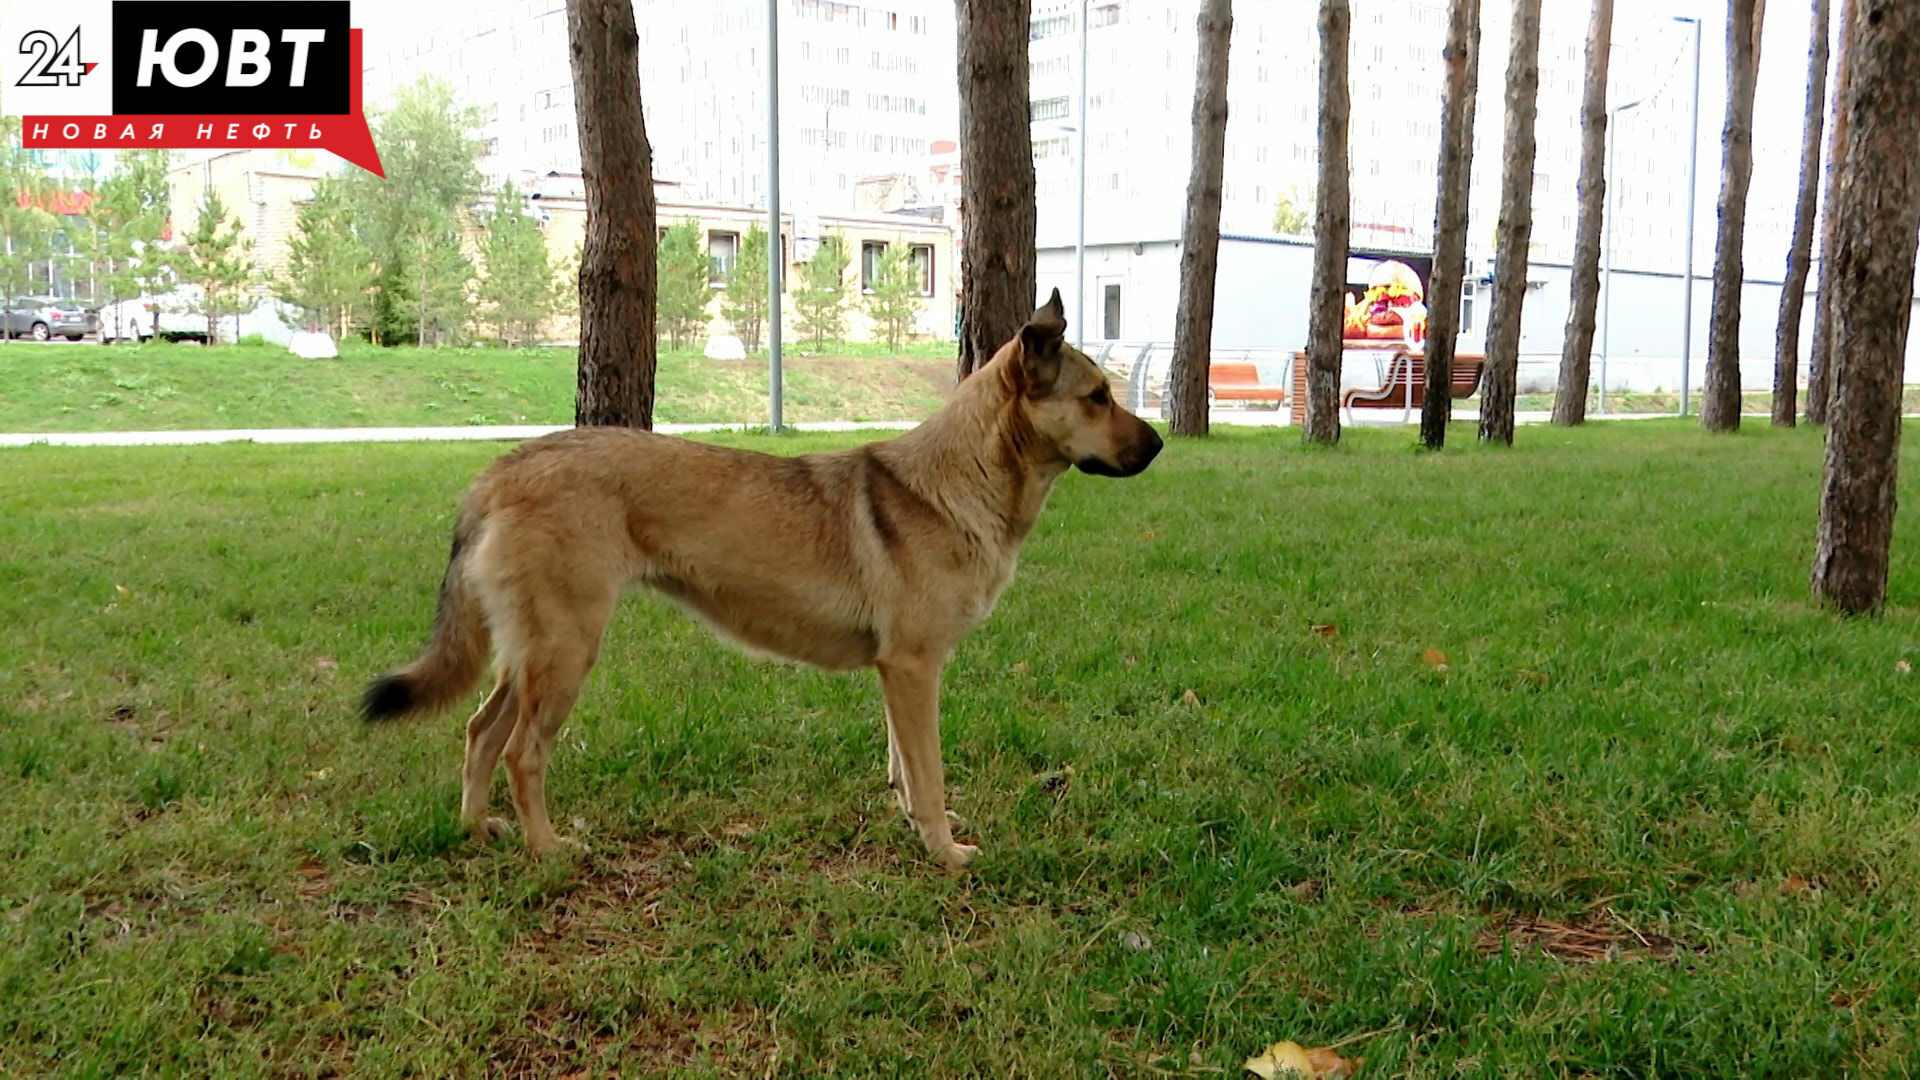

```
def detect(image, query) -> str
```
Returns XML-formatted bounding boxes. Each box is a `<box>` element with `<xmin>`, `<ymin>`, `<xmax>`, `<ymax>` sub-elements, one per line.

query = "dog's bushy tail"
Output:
<box><xmin>362</xmin><ymin>520</ymin><xmax>489</xmax><ymax>723</ymax></box>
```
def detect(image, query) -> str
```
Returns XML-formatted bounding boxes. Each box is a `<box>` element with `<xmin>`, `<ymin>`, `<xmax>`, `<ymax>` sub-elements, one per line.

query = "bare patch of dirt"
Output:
<box><xmin>1478</xmin><ymin>907</ymin><xmax>1694</xmax><ymax>964</ymax></box>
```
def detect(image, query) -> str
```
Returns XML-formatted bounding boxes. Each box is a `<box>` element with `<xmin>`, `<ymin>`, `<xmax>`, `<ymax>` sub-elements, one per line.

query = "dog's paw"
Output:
<box><xmin>467</xmin><ymin>816</ymin><xmax>514</xmax><ymax>844</ymax></box>
<box><xmin>935</xmin><ymin>842</ymin><xmax>979</xmax><ymax>872</ymax></box>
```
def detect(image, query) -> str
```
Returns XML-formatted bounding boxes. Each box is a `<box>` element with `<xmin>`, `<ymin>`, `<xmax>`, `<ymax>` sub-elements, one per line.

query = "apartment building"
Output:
<box><xmin>362</xmin><ymin>0</ymin><xmax>953</xmax><ymax>213</ymax></box>
<box><xmin>1029</xmin><ymin>0</ymin><xmax>1804</xmax><ymax>272</ymax></box>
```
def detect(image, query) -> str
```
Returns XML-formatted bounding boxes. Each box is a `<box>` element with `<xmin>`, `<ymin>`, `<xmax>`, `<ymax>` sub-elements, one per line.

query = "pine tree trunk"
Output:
<box><xmin>1772</xmin><ymin>0</ymin><xmax>1830</xmax><ymax>428</ymax></box>
<box><xmin>1806</xmin><ymin>0</ymin><xmax>1855</xmax><ymax>425</ymax></box>
<box><xmin>1479</xmin><ymin>0</ymin><xmax>1542</xmax><ymax>447</ymax></box>
<box><xmin>1420</xmin><ymin>0</ymin><xmax>1482</xmax><ymax>450</ymax></box>
<box><xmin>956</xmin><ymin>0</ymin><xmax>1038</xmax><ymax>383</ymax></box>
<box><xmin>1552</xmin><ymin>0</ymin><xmax>1614</xmax><ymax>427</ymax></box>
<box><xmin>1700</xmin><ymin>0</ymin><xmax>1766</xmax><ymax>432</ymax></box>
<box><xmin>1810</xmin><ymin>0</ymin><xmax>1920</xmax><ymax>615</ymax></box>
<box><xmin>1168</xmin><ymin>0</ymin><xmax>1234</xmax><ymax>438</ymax></box>
<box><xmin>1303</xmin><ymin>0</ymin><xmax>1351</xmax><ymax>446</ymax></box>
<box><xmin>567</xmin><ymin>0</ymin><xmax>659</xmax><ymax>429</ymax></box>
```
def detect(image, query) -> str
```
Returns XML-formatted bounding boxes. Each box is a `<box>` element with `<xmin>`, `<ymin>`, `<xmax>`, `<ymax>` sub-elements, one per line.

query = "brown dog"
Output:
<box><xmin>362</xmin><ymin>290</ymin><xmax>1162</xmax><ymax>869</ymax></box>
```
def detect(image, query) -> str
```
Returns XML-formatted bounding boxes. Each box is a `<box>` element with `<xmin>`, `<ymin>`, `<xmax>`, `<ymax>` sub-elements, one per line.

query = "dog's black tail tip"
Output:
<box><xmin>360</xmin><ymin>674</ymin><xmax>415</xmax><ymax>723</ymax></box>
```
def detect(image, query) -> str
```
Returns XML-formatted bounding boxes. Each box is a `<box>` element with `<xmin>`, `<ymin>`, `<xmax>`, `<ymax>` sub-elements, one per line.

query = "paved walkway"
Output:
<box><xmin>0</xmin><ymin>410</ymin><xmax>1698</xmax><ymax>448</ymax></box>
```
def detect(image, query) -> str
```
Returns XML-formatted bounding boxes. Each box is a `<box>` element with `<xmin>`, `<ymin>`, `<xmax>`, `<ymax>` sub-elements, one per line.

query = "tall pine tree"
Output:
<box><xmin>720</xmin><ymin>224</ymin><xmax>770</xmax><ymax>352</ymax></box>
<box><xmin>177</xmin><ymin>190</ymin><xmax>254</xmax><ymax>343</ymax></box>
<box><xmin>793</xmin><ymin>233</ymin><xmax>851</xmax><ymax>348</ymax></box>
<box><xmin>280</xmin><ymin>176</ymin><xmax>372</xmax><ymax>339</ymax></box>
<box><xmin>655</xmin><ymin>220</ymin><xmax>711</xmax><ymax>350</ymax></box>
<box><xmin>477</xmin><ymin>182</ymin><xmax>560</xmax><ymax>347</ymax></box>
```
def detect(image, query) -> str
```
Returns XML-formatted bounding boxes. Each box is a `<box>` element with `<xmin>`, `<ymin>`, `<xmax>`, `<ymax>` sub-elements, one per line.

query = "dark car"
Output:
<box><xmin>4</xmin><ymin>296</ymin><xmax>94</xmax><ymax>341</ymax></box>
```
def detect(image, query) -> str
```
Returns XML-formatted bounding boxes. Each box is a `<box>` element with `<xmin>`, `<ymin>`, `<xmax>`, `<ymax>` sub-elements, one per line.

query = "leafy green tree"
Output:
<box><xmin>279</xmin><ymin>176</ymin><xmax>373</xmax><ymax>339</ymax></box>
<box><xmin>176</xmin><ymin>190</ymin><xmax>254</xmax><ymax>343</ymax></box>
<box><xmin>864</xmin><ymin>242</ymin><xmax>925</xmax><ymax>350</ymax></box>
<box><xmin>655</xmin><ymin>220</ymin><xmax>710</xmax><ymax>350</ymax></box>
<box><xmin>1273</xmin><ymin>184</ymin><xmax>1313</xmax><ymax>235</ymax></box>
<box><xmin>476</xmin><ymin>182</ymin><xmax>559</xmax><ymax>346</ymax></box>
<box><xmin>410</xmin><ymin>211</ymin><xmax>475</xmax><ymax>346</ymax></box>
<box><xmin>719</xmin><ymin>223</ymin><xmax>769</xmax><ymax>351</ymax></box>
<box><xmin>793</xmin><ymin>232</ymin><xmax>851</xmax><ymax>348</ymax></box>
<box><xmin>0</xmin><ymin>121</ymin><xmax>57</xmax><ymax>323</ymax></box>
<box><xmin>341</xmin><ymin>77</ymin><xmax>483</xmax><ymax>344</ymax></box>
<box><xmin>106</xmin><ymin>151</ymin><xmax>179</xmax><ymax>336</ymax></box>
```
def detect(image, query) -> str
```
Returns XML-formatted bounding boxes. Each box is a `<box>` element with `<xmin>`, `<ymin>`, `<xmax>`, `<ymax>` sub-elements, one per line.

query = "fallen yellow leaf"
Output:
<box><xmin>1422</xmin><ymin>647</ymin><xmax>1449</xmax><ymax>671</ymax></box>
<box><xmin>1245</xmin><ymin>1040</ymin><xmax>1361</xmax><ymax>1079</ymax></box>
<box><xmin>1181</xmin><ymin>688</ymin><xmax>1201</xmax><ymax>708</ymax></box>
<box><xmin>1143</xmin><ymin>530</ymin><xmax>1158</xmax><ymax>541</ymax></box>
<box><xmin>1897</xmin><ymin>660</ymin><xmax>1912</xmax><ymax>674</ymax></box>
<box><xmin>1310</xmin><ymin>623</ymin><xmax>1339</xmax><ymax>639</ymax></box>
<box><xmin>1245</xmin><ymin>1041</ymin><xmax>1315</xmax><ymax>1079</ymax></box>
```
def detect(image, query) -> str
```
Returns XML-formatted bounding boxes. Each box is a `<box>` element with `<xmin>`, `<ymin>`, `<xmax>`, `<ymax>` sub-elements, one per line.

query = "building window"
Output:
<box><xmin>1031</xmin><ymin>15</ymin><xmax>1070</xmax><ymax>39</ymax></box>
<box><xmin>1031</xmin><ymin>96</ymin><xmax>1070</xmax><ymax>122</ymax></box>
<box><xmin>861</xmin><ymin>240</ymin><xmax>888</xmax><ymax>291</ymax></box>
<box><xmin>709</xmin><ymin>230</ymin><xmax>739</xmax><ymax>283</ymax></box>
<box><xmin>909</xmin><ymin>244</ymin><xmax>934</xmax><ymax>296</ymax></box>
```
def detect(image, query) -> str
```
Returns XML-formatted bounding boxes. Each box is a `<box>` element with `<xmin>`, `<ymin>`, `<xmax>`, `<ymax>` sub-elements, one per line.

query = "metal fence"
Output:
<box><xmin>1094</xmin><ymin>342</ymin><xmax>1297</xmax><ymax>418</ymax></box>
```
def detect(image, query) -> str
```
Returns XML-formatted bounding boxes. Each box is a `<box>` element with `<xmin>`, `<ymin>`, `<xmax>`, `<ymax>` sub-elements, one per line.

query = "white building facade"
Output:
<box><xmin>1030</xmin><ymin>0</ymin><xmax>1836</xmax><ymax>387</ymax></box>
<box><xmin>362</xmin><ymin>0</ymin><xmax>954</xmax><ymax>213</ymax></box>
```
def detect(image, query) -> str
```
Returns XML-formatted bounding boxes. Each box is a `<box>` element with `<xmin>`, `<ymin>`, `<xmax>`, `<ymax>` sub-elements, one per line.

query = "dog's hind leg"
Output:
<box><xmin>877</xmin><ymin>653</ymin><xmax>975</xmax><ymax>871</ymax></box>
<box><xmin>884</xmin><ymin>704</ymin><xmax>911</xmax><ymax>818</ymax></box>
<box><xmin>500</xmin><ymin>593</ymin><xmax>614</xmax><ymax>857</ymax></box>
<box><xmin>459</xmin><ymin>673</ymin><xmax>517</xmax><ymax>843</ymax></box>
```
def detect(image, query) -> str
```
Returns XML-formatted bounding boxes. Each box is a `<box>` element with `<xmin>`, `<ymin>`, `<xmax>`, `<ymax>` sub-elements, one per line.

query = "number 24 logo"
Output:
<box><xmin>17</xmin><ymin>28</ymin><xmax>87</xmax><ymax>87</ymax></box>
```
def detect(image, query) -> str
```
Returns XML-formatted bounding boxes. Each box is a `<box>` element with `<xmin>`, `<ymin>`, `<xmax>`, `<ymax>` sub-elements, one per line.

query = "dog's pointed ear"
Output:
<box><xmin>1016</xmin><ymin>289</ymin><xmax>1068</xmax><ymax>396</ymax></box>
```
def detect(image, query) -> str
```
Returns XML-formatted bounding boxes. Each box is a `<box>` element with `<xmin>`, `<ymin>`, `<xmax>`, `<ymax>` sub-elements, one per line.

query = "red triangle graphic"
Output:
<box><xmin>84</xmin><ymin>62</ymin><xmax>98</xmax><ymax>74</ymax></box>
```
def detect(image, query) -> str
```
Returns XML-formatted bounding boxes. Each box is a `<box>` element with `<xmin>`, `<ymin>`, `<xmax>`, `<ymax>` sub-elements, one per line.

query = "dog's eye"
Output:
<box><xmin>1088</xmin><ymin>385</ymin><xmax>1110</xmax><ymax>407</ymax></box>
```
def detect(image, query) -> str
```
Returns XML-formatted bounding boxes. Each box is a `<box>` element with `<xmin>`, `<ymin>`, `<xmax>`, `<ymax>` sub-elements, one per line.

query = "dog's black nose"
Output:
<box><xmin>1141</xmin><ymin>428</ymin><xmax>1164</xmax><ymax>462</ymax></box>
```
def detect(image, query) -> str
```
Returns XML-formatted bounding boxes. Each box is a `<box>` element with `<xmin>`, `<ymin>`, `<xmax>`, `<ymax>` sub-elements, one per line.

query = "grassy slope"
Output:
<box><xmin>0</xmin><ymin>341</ymin><xmax>954</xmax><ymax>431</ymax></box>
<box><xmin>2</xmin><ymin>422</ymin><xmax>1917</xmax><ymax>1076</ymax></box>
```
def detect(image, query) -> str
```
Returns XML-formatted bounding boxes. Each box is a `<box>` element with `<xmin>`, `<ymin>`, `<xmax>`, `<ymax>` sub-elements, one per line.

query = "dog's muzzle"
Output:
<box><xmin>1076</xmin><ymin>427</ymin><xmax>1163</xmax><ymax>478</ymax></box>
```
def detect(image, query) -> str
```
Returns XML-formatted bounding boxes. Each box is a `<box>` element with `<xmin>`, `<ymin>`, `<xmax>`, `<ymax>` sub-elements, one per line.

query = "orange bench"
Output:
<box><xmin>1342</xmin><ymin>351</ymin><xmax>1486</xmax><ymax>422</ymax></box>
<box><xmin>1209</xmin><ymin>361</ymin><xmax>1286</xmax><ymax>407</ymax></box>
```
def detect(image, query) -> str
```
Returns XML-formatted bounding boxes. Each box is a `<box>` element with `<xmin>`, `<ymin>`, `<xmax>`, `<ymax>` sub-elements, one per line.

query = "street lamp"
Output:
<box><xmin>1674</xmin><ymin>15</ymin><xmax>1702</xmax><ymax>417</ymax></box>
<box><xmin>767</xmin><ymin>0</ymin><xmax>783</xmax><ymax>431</ymax></box>
<box><xmin>1599</xmin><ymin>96</ymin><xmax>1640</xmax><ymax>415</ymax></box>
<box><xmin>1075</xmin><ymin>0</ymin><xmax>1087</xmax><ymax>348</ymax></box>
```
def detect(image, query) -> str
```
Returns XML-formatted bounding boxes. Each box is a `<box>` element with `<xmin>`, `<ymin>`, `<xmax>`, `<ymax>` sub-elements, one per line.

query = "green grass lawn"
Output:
<box><xmin>1514</xmin><ymin>388</ymin><xmax>1920</xmax><ymax>415</ymax></box>
<box><xmin>4</xmin><ymin>422</ymin><xmax>1919</xmax><ymax>1076</ymax></box>
<box><xmin>0</xmin><ymin>340</ymin><xmax>955</xmax><ymax>432</ymax></box>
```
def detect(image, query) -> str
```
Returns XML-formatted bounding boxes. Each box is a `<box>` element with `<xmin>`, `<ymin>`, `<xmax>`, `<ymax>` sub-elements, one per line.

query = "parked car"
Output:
<box><xmin>99</xmin><ymin>287</ymin><xmax>210</xmax><ymax>343</ymax></box>
<box><xmin>99</xmin><ymin>287</ymin><xmax>303</xmax><ymax>346</ymax></box>
<box><xmin>4</xmin><ymin>296</ymin><xmax>94</xmax><ymax>341</ymax></box>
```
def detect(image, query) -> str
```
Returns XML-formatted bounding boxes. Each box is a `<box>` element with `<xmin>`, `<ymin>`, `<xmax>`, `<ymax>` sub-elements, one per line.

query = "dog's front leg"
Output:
<box><xmin>876</xmin><ymin>653</ymin><xmax>975</xmax><ymax>870</ymax></box>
